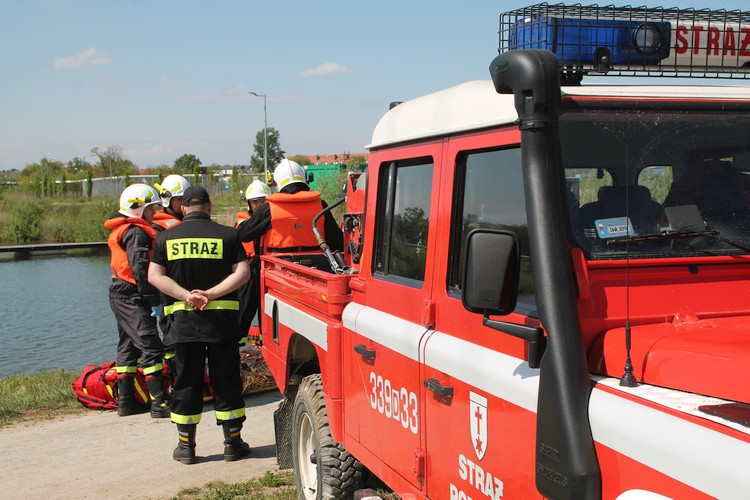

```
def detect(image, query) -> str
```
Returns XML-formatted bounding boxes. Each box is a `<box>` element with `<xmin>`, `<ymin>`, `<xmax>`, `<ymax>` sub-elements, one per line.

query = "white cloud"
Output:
<box><xmin>158</xmin><ymin>76</ymin><xmax>195</xmax><ymax>86</ymax></box>
<box><xmin>53</xmin><ymin>47</ymin><xmax>111</xmax><ymax>70</ymax></box>
<box><xmin>300</xmin><ymin>62</ymin><xmax>351</xmax><ymax>78</ymax></box>
<box><xmin>223</xmin><ymin>83</ymin><xmax>245</xmax><ymax>95</ymax></box>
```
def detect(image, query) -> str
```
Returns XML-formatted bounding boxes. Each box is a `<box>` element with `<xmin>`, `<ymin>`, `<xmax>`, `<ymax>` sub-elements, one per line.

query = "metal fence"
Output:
<box><xmin>85</xmin><ymin>174</ymin><xmax>231</xmax><ymax>197</ymax></box>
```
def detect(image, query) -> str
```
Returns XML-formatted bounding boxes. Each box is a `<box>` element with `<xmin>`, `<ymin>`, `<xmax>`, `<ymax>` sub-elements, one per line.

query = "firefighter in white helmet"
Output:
<box><xmin>104</xmin><ymin>183</ymin><xmax>171</xmax><ymax>418</ymax></box>
<box><xmin>235</xmin><ymin>179</ymin><xmax>273</xmax><ymax>341</ymax></box>
<box><xmin>151</xmin><ymin>174</ymin><xmax>191</xmax><ymax>383</ymax></box>
<box><xmin>152</xmin><ymin>174</ymin><xmax>191</xmax><ymax>232</ymax></box>
<box><xmin>237</xmin><ymin>159</ymin><xmax>343</xmax><ymax>254</ymax></box>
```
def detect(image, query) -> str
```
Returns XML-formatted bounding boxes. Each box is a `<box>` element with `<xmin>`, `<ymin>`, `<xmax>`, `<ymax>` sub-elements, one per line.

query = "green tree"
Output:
<box><xmin>346</xmin><ymin>155</ymin><xmax>367</xmax><ymax>170</ymax></box>
<box><xmin>91</xmin><ymin>145</ymin><xmax>136</xmax><ymax>178</ymax></box>
<box><xmin>231</xmin><ymin>166</ymin><xmax>240</xmax><ymax>198</ymax></box>
<box><xmin>174</xmin><ymin>154</ymin><xmax>202</xmax><ymax>175</ymax></box>
<box><xmin>123</xmin><ymin>171</ymin><xmax>131</xmax><ymax>187</ymax></box>
<box><xmin>61</xmin><ymin>171</ymin><xmax>68</xmax><ymax>196</ymax></box>
<box><xmin>192</xmin><ymin>163</ymin><xmax>200</xmax><ymax>186</ymax></box>
<box><xmin>86</xmin><ymin>168</ymin><xmax>93</xmax><ymax>199</ymax></box>
<box><xmin>67</xmin><ymin>157</ymin><xmax>91</xmax><ymax>178</ymax></box>
<box><xmin>288</xmin><ymin>155</ymin><xmax>312</xmax><ymax>166</ymax></box>
<box><xmin>250</xmin><ymin>127</ymin><xmax>285</xmax><ymax>173</ymax></box>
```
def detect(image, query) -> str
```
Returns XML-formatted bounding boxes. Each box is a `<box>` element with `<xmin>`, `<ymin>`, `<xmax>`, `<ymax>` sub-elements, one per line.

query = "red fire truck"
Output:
<box><xmin>260</xmin><ymin>4</ymin><xmax>750</xmax><ymax>499</ymax></box>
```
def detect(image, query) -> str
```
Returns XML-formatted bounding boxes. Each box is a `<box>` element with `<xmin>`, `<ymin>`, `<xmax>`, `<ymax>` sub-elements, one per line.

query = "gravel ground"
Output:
<box><xmin>0</xmin><ymin>389</ymin><xmax>285</xmax><ymax>500</ymax></box>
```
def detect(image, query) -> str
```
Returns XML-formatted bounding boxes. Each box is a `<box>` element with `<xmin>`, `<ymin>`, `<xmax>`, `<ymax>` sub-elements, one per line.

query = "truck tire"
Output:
<box><xmin>292</xmin><ymin>373</ymin><xmax>365</xmax><ymax>500</ymax></box>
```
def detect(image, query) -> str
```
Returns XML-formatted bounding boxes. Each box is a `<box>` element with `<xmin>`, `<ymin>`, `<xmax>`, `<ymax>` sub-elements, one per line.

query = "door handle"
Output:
<box><xmin>424</xmin><ymin>377</ymin><xmax>454</xmax><ymax>398</ymax></box>
<box><xmin>354</xmin><ymin>344</ymin><xmax>376</xmax><ymax>362</ymax></box>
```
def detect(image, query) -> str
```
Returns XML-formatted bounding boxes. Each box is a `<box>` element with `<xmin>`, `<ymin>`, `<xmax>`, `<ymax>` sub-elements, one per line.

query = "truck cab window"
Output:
<box><xmin>373</xmin><ymin>159</ymin><xmax>433</xmax><ymax>285</ymax></box>
<box><xmin>448</xmin><ymin>147</ymin><xmax>536</xmax><ymax>312</ymax></box>
<box><xmin>561</xmin><ymin>105</ymin><xmax>750</xmax><ymax>259</ymax></box>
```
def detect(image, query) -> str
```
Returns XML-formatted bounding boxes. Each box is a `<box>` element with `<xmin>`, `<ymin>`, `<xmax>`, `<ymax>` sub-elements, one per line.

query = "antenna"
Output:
<box><xmin>620</xmin><ymin>149</ymin><xmax>637</xmax><ymax>387</ymax></box>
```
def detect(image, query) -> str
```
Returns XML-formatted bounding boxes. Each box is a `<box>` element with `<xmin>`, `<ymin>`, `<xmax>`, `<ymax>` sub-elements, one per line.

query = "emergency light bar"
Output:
<box><xmin>500</xmin><ymin>3</ymin><xmax>750</xmax><ymax>81</ymax></box>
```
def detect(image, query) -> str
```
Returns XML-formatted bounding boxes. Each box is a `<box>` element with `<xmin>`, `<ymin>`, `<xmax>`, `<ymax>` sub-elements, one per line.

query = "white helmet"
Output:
<box><xmin>273</xmin><ymin>159</ymin><xmax>307</xmax><ymax>190</ymax></box>
<box><xmin>154</xmin><ymin>174</ymin><xmax>190</xmax><ymax>207</ymax></box>
<box><xmin>244</xmin><ymin>179</ymin><xmax>272</xmax><ymax>200</ymax></box>
<box><xmin>119</xmin><ymin>183</ymin><xmax>160</xmax><ymax>218</ymax></box>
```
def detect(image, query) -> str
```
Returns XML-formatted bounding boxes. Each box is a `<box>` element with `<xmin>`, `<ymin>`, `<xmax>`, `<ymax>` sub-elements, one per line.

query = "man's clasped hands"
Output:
<box><xmin>186</xmin><ymin>289</ymin><xmax>211</xmax><ymax>310</ymax></box>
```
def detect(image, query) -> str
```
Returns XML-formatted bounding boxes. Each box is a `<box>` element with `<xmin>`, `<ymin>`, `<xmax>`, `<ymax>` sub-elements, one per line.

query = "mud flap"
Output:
<box><xmin>274</xmin><ymin>395</ymin><xmax>294</xmax><ymax>469</ymax></box>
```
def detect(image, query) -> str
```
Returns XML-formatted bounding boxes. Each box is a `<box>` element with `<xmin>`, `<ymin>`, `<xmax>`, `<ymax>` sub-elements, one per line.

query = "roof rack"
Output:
<box><xmin>499</xmin><ymin>3</ymin><xmax>750</xmax><ymax>83</ymax></box>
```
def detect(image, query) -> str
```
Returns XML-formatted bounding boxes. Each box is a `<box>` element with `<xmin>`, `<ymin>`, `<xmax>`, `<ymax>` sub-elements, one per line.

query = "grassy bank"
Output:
<box><xmin>0</xmin><ymin>191</ymin><xmax>247</xmax><ymax>246</ymax></box>
<box><xmin>0</xmin><ymin>369</ymin><xmax>85</xmax><ymax>427</ymax></box>
<box><xmin>0</xmin><ymin>170</ymin><xmax>348</xmax><ymax>246</ymax></box>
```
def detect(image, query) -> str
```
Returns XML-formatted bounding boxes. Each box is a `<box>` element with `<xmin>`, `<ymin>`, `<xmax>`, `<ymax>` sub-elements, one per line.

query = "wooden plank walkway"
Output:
<box><xmin>0</xmin><ymin>242</ymin><xmax>108</xmax><ymax>258</ymax></box>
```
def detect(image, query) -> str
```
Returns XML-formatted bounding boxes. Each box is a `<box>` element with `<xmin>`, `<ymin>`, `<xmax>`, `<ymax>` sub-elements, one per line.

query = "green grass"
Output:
<box><xmin>0</xmin><ymin>369</ymin><xmax>85</xmax><ymax>428</ymax></box>
<box><xmin>169</xmin><ymin>471</ymin><xmax>297</xmax><ymax>500</ymax></box>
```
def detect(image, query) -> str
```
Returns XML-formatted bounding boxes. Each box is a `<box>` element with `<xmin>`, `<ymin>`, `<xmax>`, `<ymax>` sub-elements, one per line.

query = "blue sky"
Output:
<box><xmin>1</xmin><ymin>0</ymin><xmax>747</xmax><ymax>172</ymax></box>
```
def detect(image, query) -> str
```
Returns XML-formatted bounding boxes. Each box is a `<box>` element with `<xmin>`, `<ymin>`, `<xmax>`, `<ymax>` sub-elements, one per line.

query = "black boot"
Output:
<box><xmin>117</xmin><ymin>375</ymin><xmax>145</xmax><ymax>417</ymax></box>
<box><xmin>145</xmin><ymin>372</ymin><xmax>171</xmax><ymax>418</ymax></box>
<box><xmin>173</xmin><ymin>424</ymin><xmax>196</xmax><ymax>465</ymax></box>
<box><xmin>222</xmin><ymin>420</ymin><xmax>251</xmax><ymax>462</ymax></box>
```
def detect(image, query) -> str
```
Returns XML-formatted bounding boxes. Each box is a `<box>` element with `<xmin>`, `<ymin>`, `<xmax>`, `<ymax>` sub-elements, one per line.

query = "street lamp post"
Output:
<box><xmin>248</xmin><ymin>91</ymin><xmax>268</xmax><ymax>175</ymax></box>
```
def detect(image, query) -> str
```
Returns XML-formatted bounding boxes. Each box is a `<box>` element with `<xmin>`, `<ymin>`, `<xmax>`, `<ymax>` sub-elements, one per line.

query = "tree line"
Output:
<box><xmin>0</xmin><ymin>127</ymin><xmax>366</xmax><ymax>200</ymax></box>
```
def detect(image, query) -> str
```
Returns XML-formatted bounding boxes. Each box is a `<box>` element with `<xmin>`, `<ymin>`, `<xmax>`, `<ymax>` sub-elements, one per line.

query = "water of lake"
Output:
<box><xmin>0</xmin><ymin>254</ymin><xmax>120</xmax><ymax>379</ymax></box>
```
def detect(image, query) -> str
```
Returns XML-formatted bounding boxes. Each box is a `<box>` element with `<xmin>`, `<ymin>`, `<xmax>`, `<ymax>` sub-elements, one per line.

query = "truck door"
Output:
<box><xmin>422</xmin><ymin>137</ymin><xmax>543</xmax><ymax>499</ymax></box>
<box><xmin>345</xmin><ymin>143</ymin><xmax>441</xmax><ymax>491</ymax></box>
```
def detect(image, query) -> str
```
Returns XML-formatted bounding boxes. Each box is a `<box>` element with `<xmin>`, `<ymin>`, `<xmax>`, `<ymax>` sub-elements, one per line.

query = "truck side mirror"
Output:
<box><xmin>461</xmin><ymin>229</ymin><xmax>520</xmax><ymax>316</ymax></box>
<box><xmin>306</xmin><ymin>172</ymin><xmax>315</xmax><ymax>184</ymax></box>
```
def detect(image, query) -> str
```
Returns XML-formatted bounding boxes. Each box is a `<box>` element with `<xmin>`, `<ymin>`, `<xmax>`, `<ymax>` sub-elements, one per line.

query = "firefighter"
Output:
<box><xmin>148</xmin><ymin>185</ymin><xmax>251</xmax><ymax>465</ymax></box>
<box><xmin>237</xmin><ymin>159</ymin><xmax>344</xmax><ymax>253</ymax></box>
<box><xmin>151</xmin><ymin>174</ymin><xmax>191</xmax><ymax>387</ymax></box>
<box><xmin>152</xmin><ymin>174</ymin><xmax>190</xmax><ymax>232</ymax></box>
<box><xmin>104</xmin><ymin>183</ymin><xmax>171</xmax><ymax>418</ymax></box>
<box><xmin>235</xmin><ymin>180</ymin><xmax>272</xmax><ymax>341</ymax></box>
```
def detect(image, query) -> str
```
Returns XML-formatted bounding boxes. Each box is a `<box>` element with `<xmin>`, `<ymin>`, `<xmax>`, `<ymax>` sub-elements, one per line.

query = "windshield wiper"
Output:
<box><xmin>607</xmin><ymin>229</ymin><xmax>750</xmax><ymax>253</ymax></box>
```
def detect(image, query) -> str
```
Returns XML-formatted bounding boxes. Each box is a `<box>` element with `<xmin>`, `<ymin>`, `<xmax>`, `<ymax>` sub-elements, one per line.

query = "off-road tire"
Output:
<box><xmin>292</xmin><ymin>374</ymin><xmax>365</xmax><ymax>499</ymax></box>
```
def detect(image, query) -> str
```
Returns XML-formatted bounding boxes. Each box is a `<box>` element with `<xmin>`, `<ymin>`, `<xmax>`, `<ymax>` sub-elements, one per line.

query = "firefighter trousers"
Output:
<box><xmin>110</xmin><ymin>293</ymin><xmax>164</xmax><ymax>370</ymax></box>
<box><xmin>171</xmin><ymin>341</ymin><xmax>246</xmax><ymax>424</ymax></box>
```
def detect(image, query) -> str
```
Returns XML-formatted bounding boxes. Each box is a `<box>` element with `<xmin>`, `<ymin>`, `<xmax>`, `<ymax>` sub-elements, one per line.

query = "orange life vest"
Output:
<box><xmin>265</xmin><ymin>191</ymin><xmax>326</xmax><ymax>253</ymax></box>
<box><xmin>151</xmin><ymin>211</ymin><xmax>181</xmax><ymax>230</ymax></box>
<box><xmin>235</xmin><ymin>211</ymin><xmax>256</xmax><ymax>257</ymax></box>
<box><xmin>104</xmin><ymin>216</ymin><xmax>157</xmax><ymax>284</ymax></box>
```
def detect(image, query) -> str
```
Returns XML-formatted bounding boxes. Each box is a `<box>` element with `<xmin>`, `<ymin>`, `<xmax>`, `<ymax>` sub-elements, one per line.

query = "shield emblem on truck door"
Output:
<box><xmin>470</xmin><ymin>391</ymin><xmax>488</xmax><ymax>461</ymax></box>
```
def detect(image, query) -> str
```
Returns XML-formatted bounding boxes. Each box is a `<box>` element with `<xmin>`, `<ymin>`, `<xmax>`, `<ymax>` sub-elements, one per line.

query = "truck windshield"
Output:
<box><xmin>561</xmin><ymin>101</ymin><xmax>750</xmax><ymax>259</ymax></box>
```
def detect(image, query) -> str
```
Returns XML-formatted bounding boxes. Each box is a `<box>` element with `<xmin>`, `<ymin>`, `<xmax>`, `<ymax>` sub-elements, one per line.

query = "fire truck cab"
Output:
<box><xmin>261</xmin><ymin>4</ymin><xmax>750</xmax><ymax>499</ymax></box>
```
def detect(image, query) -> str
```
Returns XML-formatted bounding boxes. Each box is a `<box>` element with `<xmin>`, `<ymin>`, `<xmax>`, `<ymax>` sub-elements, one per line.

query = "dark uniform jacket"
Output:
<box><xmin>151</xmin><ymin>211</ymin><xmax>246</xmax><ymax>344</ymax></box>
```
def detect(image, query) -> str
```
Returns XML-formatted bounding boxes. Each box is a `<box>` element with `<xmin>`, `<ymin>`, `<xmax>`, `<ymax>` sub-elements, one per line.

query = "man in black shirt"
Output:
<box><xmin>148</xmin><ymin>186</ymin><xmax>251</xmax><ymax>464</ymax></box>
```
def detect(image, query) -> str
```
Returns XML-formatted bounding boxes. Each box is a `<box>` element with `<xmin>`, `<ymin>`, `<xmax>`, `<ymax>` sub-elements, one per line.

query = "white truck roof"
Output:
<box><xmin>367</xmin><ymin>79</ymin><xmax>750</xmax><ymax>150</ymax></box>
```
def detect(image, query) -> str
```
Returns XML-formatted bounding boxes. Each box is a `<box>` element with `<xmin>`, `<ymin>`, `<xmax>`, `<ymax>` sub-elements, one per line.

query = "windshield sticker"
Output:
<box><xmin>595</xmin><ymin>217</ymin><xmax>634</xmax><ymax>239</ymax></box>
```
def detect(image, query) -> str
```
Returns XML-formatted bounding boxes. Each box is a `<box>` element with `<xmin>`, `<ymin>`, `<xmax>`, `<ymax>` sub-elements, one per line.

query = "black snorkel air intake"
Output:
<box><xmin>489</xmin><ymin>49</ymin><xmax>601</xmax><ymax>500</ymax></box>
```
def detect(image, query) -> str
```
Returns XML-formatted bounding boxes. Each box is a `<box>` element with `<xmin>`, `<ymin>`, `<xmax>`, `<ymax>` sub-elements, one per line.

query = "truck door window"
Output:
<box><xmin>448</xmin><ymin>147</ymin><xmax>536</xmax><ymax>312</ymax></box>
<box><xmin>373</xmin><ymin>159</ymin><xmax>433</xmax><ymax>285</ymax></box>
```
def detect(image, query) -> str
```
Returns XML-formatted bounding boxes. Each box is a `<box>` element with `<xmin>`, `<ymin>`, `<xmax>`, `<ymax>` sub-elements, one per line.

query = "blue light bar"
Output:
<box><xmin>500</xmin><ymin>3</ymin><xmax>750</xmax><ymax>80</ymax></box>
<box><xmin>510</xmin><ymin>16</ymin><xmax>670</xmax><ymax>68</ymax></box>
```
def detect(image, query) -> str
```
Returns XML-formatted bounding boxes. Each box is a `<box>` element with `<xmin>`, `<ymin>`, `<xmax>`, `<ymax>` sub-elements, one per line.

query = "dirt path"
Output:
<box><xmin>0</xmin><ymin>390</ymin><xmax>285</xmax><ymax>500</ymax></box>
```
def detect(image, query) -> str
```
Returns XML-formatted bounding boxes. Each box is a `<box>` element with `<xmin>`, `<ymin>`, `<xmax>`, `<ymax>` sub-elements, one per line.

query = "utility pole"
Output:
<box><xmin>249</xmin><ymin>91</ymin><xmax>268</xmax><ymax>175</ymax></box>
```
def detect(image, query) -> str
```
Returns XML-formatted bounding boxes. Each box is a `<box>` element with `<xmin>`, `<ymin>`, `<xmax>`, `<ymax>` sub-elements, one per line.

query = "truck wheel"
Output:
<box><xmin>292</xmin><ymin>374</ymin><xmax>365</xmax><ymax>500</ymax></box>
